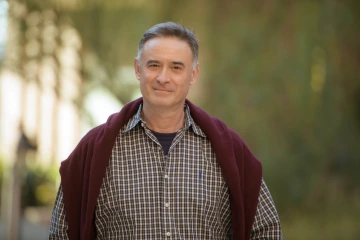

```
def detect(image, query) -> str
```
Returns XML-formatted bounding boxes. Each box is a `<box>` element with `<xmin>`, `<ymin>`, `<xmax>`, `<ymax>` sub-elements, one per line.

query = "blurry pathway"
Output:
<box><xmin>0</xmin><ymin>218</ymin><xmax>49</xmax><ymax>240</ymax></box>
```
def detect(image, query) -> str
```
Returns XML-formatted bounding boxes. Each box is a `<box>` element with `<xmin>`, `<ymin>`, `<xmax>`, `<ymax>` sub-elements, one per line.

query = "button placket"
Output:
<box><xmin>163</xmin><ymin>153</ymin><xmax>172</xmax><ymax>239</ymax></box>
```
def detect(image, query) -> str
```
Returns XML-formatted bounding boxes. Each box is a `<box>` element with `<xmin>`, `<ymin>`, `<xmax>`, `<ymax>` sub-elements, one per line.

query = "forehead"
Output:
<box><xmin>141</xmin><ymin>37</ymin><xmax>193</xmax><ymax>61</ymax></box>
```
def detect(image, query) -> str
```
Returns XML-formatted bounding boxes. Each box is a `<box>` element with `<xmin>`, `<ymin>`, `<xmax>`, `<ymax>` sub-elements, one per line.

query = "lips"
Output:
<box><xmin>154</xmin><ymin>88</ymin><xmax>172</xmax><ymax>93</ymax></box>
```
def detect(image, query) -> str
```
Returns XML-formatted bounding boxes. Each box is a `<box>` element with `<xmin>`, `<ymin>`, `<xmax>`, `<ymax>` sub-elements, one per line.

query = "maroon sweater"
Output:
<box><xmin>60</xmin><ymin>98</ymin><xmax>262</xmax><ymax>240</ymax></box>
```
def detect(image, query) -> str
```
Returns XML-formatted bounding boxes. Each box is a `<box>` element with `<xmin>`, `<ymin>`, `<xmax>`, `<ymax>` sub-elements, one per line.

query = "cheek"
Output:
<box><xmin>142</xmin><ymin>71</ymin><xmax>157</xmax><ymax>83</ymax></box>
<box><xmin>179</xmin><ymin>81</ymin><xmax>191</xmax><ymax>93</ymax></box>
<box><xmin>139</xmin><ymin>80</ymin><xmax>149</xmax><ymax>94</ymax></box>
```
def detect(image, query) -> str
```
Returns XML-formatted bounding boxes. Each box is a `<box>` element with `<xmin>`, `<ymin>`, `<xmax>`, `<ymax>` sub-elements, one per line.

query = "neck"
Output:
<box><xmin>141</xmin><ymin>102</ymin><xmax>185</xmax><ymax>133</ymax></box>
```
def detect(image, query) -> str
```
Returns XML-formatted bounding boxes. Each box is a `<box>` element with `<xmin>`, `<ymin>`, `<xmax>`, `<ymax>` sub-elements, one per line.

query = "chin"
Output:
<box><xmin>151</xmin><ymin>98</ymin><xmax>183</xmax><ymax>109</ymax></box>
<box><xmin>144</xmin><ymin>97</ymin><xmax>169</xmax><ymax>106</ymax></box>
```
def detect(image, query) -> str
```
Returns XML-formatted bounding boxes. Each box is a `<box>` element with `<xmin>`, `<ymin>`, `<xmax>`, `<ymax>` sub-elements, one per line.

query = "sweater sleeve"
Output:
<box><xmin>228</xmin><ymin>129</ymin><xmax>263</xmax><ymax>239</ymax></box>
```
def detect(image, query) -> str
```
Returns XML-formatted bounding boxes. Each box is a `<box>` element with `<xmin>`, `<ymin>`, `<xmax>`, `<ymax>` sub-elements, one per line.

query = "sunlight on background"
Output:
<box><xmin>0</xmin><ymin>1</ymin><xmax>8</xmax><ymax>58</ymax></box>
<box><xmin>83</xmin><ymin>87</ymin><xmax>123</xmax><ymax>133</ymax></box>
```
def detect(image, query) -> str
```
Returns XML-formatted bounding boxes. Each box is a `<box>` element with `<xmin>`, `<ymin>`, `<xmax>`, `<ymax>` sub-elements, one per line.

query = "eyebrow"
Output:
<box><xmin>172</xmin><ymin>61</ymin><xmax>185</xmax><ymax>67</ymax></box>
<box><xmin>146</xmin><ymin>60</ymin><xmax>161</xmax><ymax>65</ymax></box>
<box><xmin>146</xmin><ymin>59</ymin><xmax>185</xmax><ymax>67</ymax></box>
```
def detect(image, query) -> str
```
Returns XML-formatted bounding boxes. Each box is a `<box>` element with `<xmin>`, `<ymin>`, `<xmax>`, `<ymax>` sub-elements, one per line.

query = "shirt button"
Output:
<box><xmin>164</xmin><ymin>174</ymin><xmax>168</xmax><ymax>179</ymax></box>
<box><xmin>157</xmin><ymin>146</ymin><xmax>162</xmax><ymax>151</ymax></box>
<box><xmin>166</xmin><ymin>232</ymin><xmax>171</xmax><ymax>237</ymax></box>
<box><xmin>141</xmin><ymin>123</ymin><xmax>145</xmax><ymax>128</ymax></box>
<box><xmin>165</xmin><ymin>203</ymin><xmax>170</xmax><ymax>208</ymax></box>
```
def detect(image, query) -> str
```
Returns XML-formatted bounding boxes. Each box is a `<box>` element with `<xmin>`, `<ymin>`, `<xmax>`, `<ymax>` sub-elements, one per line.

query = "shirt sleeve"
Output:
<box><xmin>250</xmin><ymin>179</ymin><xmax>283</xmax><ymax>240</ymax></box>
<box><xmin>48</xmin><ymin>185</ymin><xmax>69</xmax><ymax>240</ymax></box>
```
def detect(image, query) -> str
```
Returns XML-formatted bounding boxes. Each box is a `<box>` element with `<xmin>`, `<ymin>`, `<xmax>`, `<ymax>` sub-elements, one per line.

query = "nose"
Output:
<box><xmin>156</xmin><ymin>68</ymin><xmax>170</xmax><ymax>84</ymax></box>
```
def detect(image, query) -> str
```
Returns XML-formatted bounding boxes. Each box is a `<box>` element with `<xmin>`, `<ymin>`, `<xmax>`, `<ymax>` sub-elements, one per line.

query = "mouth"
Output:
<box><xmin>154</xmin><ymin>89</ymin><xmax>172</xmax><ymax>94</ymax></box>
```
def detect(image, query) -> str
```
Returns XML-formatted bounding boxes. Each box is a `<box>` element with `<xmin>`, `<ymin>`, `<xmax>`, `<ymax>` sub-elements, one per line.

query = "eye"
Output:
<box><xmin>173</xmin><ymin>66</ymin><xmax>182</xmax><ymax>70</ymax></box>
<box><xmin>149</xmin><ymin>64</ymin><xmax>159</xmax><ymax>68</ymax></box>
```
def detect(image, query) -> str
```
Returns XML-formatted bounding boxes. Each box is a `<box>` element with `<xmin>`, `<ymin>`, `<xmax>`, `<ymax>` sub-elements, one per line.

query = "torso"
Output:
<box><xmin>95</xmin><ymin>114</ymin><xmax>232</xmax><ymax>239</ymax></box>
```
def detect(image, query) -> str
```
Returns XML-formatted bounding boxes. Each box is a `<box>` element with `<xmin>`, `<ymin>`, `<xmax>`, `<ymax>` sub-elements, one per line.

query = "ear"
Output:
<box><xmin>190</xmin><ymin>63</ymin><xmax>199</xmax><ymax>86</ymax></box>
<box><xmin>134</xmin><ymin>58</ymin><xmax>141</xmax><ymax>80</ymax></box>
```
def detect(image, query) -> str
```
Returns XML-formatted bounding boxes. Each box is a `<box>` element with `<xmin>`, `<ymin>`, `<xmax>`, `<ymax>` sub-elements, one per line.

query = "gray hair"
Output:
<box><xmin>136</xmin><ymin>22</ymin><xmax>199</xmax><ymax>69</ymax></box>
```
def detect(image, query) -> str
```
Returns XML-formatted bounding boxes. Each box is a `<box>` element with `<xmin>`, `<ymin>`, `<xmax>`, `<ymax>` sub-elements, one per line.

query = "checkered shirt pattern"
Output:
<box><xmin>49</xmin><ymin>104</ymin><xmax>282</xmax><ymax>239</ymax></box>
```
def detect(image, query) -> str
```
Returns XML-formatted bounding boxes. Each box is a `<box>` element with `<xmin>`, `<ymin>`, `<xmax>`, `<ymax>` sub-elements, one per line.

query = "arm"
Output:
<box><xmin>49</xmin><ymin>185</ymin><xmax>69</xmax><ymax>240</ymax></box>
<box><xmin>250</xmin><ymin>179</ymin><xmax>283</xmax><ymax>240</ymax></box>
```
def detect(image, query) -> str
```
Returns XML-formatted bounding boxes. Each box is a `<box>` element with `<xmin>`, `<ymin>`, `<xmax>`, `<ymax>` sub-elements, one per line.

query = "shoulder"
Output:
<box><xmin>81</xmin><ymin>123</ymin><xmax>106</xmax><ymax>144</ymax></box>
<box><xmin>211</xmin><ymin>117</ymin><xmax>250</xmax><ymax>155</ymax></box>
<box><xmin>60</xmin><ymin>104</ymin><xmax>136</xmax><ymax>168</ymax></box>
<box><xmin>199</xmin><ymin>108</ymin><xmax>261</xmax><ymax>167</ymax></box>
<box><xmin>64</xmin><ymin>110</ymin><xmax>124</xmax><ymax>158</ymax></box>
<box><xmin>187</xmin><ymin>100</ymin><xmax>229</xmax><ymax>134</ymax></box>
<box><xmin>60</xmin><ymin>123</ymin><xmax>105</xmax><ymax>170</ymax></box>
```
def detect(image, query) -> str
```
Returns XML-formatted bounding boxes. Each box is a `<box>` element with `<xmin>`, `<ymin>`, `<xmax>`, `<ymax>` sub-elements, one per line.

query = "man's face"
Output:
<box><xmin>134</xmin><ymin>37</ymin><xmax>199</xmax><ymax>110</ymax></box>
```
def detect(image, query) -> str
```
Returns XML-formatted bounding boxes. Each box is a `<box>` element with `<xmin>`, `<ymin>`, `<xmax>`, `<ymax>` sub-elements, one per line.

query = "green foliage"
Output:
<box><xmin>21</xmin><ymin>164</ymin><xmax>58</xmax><ymax>208</ymax></box>
<box><xmin>201</xmin><ymin>0</ymin><xmax>360</xmax><ymax>213</ymax></box>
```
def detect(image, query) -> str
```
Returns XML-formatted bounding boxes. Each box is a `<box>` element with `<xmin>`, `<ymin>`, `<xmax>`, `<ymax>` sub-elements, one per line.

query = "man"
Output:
<box><xmin>49</xmin><ymin>22</ymin><xmax>282</xmax><ymax>239</ymax></box>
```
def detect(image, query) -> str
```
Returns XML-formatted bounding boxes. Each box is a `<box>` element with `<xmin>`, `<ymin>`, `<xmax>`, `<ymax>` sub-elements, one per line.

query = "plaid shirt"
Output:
<box><xmin>49</xmin><ymin>105</ymin><xmax>282</xmax><ymax>239</ymax></box>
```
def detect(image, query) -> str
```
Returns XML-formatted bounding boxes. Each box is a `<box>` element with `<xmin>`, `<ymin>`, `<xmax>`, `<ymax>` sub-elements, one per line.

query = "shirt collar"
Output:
<box><xmin>123</xmin><ymin>103</ymin><xmax>206</xmax><ymax>137</ymax></box>
<box><xmin>123</xmin><ymin>103</ymin><xmax>143</xmax><ymax>134</ymax></box>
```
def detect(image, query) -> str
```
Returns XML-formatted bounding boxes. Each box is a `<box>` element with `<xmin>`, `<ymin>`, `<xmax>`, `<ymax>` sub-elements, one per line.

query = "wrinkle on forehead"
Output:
<box><xmin>141</xmin><ymin>37</ymin><xmax>193</xmax><ymax>66</ymax></box>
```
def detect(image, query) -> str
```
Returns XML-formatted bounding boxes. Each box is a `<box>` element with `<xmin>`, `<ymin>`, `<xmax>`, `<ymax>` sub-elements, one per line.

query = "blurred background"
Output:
<box><xmin>0</xmin><ymin>0</ymin><xmax>359</xmax><ymax>239</ymax></box>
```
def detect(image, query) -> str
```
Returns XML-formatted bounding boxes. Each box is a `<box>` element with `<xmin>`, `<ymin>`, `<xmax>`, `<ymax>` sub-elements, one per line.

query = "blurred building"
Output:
<box><xmin>0</xmin><ymin>2</ymin><xmax>83</xmax><ymax>166</ymax></box>
<box><xmin>0</xmin><ymin>1</ymin><xmax>133</xmax><ymax>167</ymax></box>
<box><xmin>0</xmin><ymin>69</ymin><xmax>82</xmax><ymax>166</ymax></box>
